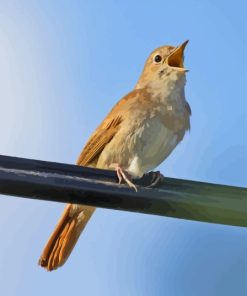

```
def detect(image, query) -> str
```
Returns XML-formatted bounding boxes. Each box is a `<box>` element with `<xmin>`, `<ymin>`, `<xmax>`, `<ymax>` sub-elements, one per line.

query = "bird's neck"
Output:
<box><xmin>137</xmin><ymin>71</ymin><xmax>186</xmax><ymax>107</ymax></box>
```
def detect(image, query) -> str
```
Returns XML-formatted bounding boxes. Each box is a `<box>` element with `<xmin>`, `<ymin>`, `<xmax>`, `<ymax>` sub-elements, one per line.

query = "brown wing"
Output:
<box><xmin>76</xmin><ymin>115</ymin><xmax>123</xmax><ymax>166</ymax></box>
<box><xmin>76</xmin><ymin>89</ymin><xmax>141</xmax><ymax>167</ymax></box>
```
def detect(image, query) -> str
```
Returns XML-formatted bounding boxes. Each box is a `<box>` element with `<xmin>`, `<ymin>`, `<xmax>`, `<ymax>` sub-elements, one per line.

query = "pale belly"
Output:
<box><xmin>126</xmin><ymin>120</ymin><xmax>179</xmax><ymax>177</ymax></box>
<box><xmin>97</xmin><ymin>117</ymin><xmax>181</xmax><ymax>178</ymax></box>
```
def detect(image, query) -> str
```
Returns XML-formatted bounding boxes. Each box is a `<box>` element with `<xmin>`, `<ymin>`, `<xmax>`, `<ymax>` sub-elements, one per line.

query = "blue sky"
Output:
<box><xmin>0</xmin><ymin>1</ymin><xmax>246</xmax><ymax>295</ymax></box>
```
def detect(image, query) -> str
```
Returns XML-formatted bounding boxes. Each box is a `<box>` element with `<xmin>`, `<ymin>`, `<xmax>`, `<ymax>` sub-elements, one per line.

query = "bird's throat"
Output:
<box><xmin>148</xmin><ymin>70</ymin><xmax>186</xmax><ymax>104</ymax></box>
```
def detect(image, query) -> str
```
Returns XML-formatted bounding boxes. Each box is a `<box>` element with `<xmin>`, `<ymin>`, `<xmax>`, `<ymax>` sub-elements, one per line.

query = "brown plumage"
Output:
<box><xmin>38</xmin><ymin>41</ymin><xmax>191</xmax><ymax>271</ymax></box>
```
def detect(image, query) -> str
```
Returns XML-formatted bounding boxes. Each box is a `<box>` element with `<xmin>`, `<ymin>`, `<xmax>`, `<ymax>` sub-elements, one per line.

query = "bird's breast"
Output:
<box><xmin>97</xmin><ymin>116</ymin><xmax>180</xmax><ymax>178</ymax></box>
<box><xmin>125</xmin><ymin>117</ymin><xmax>179</xmax><ymax>177</ymax></box>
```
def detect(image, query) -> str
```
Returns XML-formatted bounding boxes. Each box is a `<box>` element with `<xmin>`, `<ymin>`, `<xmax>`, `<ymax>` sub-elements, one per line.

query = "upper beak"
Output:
<box><xmin>166</xmin><ymin>40</ymin><xmax>189</xmax><ymax>71</ymax></box>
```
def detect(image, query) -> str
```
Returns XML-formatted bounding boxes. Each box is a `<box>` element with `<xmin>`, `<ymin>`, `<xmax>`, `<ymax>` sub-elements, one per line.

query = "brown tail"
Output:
<box><xmin>38</xmin><ymin>203</ymin><xmax>95</xmax><ymax>271</ymax></box>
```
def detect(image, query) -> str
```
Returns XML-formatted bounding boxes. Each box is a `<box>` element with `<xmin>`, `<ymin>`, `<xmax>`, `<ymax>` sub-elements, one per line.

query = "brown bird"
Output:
<box><xmin>38</xmin><ymin>41</ymin><xmax>191</xmax><ymax>271</ymax></box>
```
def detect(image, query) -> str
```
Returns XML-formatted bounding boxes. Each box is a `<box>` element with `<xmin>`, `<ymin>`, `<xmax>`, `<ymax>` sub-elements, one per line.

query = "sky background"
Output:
<box><xmin>0</xmin><ymin>0</ymin><xmax>246</xmax><ymax>295</ymax></box>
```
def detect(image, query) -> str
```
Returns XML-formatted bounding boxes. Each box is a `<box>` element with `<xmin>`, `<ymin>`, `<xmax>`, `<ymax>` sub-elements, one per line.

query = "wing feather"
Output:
<box><xmin>76</xmin><ymin>115</ymin><xmax>123</xmax><ymax>166</ymax></box>
<box><xmin>76</xmin><ymin>89</ymin><xmax>140</xmax><ymax>167</ymax></box>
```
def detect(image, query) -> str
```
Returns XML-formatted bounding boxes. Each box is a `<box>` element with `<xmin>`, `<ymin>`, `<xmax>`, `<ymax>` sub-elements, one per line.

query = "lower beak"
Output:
<box><xmin>166</xmin><ymin>40</ymin><xmax>189</xmax><ymax>71</ymax></box>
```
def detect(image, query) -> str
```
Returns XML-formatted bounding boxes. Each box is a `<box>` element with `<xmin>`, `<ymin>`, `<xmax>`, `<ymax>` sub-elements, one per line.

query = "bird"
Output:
<box><xmin>38</xmin><ymin>41</ymin><xmax>191</xmax><ymax>271</ymax></box>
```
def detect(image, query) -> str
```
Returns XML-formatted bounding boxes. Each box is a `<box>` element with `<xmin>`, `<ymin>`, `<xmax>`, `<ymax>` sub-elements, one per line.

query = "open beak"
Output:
<box><xmin>166</xmin><ymin>40</ymin><xmax>189</xmax><ymax>71</ymax></box>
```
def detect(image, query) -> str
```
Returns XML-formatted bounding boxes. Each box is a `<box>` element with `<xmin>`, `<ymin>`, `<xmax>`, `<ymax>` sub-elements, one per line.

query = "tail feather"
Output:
<box><xmin>38</xmin><ymin>204</ymin><xmax>95</xmax><ymax>271</ymax></box>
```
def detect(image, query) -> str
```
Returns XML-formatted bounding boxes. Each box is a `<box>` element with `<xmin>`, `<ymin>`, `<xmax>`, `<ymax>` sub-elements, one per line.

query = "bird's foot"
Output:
<box><xmin>115</xmin><ymin>165</ymin><xmax>138</xmax><ymax>192</ymax></box>
<box><xmin>145</xmin><ymin>171</ymin><xmax>165</xmax><ymax>188</ymax></box>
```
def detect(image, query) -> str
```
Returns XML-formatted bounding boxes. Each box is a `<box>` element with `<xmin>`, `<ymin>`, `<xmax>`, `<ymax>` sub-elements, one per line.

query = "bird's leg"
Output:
<box><xmin>114</xmin><ymin>164</ymin><xmax>138</xmax><ymax>192</ymax></box>
<box><xmin>145</xmin><ymin>171</ymin><xmax>165</xmax><ymax>188</ymax></box>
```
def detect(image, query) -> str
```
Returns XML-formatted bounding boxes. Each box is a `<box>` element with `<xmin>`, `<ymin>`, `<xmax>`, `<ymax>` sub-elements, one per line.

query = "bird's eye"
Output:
<box><xmin>153</xmin><ymin>54</ymin><xmax>162</xmax><ymax>64</ymax></box>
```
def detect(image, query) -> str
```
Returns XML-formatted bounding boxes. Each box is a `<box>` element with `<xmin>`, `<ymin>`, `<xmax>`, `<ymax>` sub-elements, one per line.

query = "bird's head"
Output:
<box><xmin>136</xmin><ymin>40</ymin><xmax>189</xmax><ymax>89</ymax></box>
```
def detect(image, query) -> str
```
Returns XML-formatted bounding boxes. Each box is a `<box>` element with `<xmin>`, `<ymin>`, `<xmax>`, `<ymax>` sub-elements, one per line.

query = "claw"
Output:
<box><xmin>146</xmin><ymin>171</ymin><xmax>165</xmax><ymax>188</ymax></box>
<box><xmin>115</xmin><ymin>165</ymin><xmax>138</xmax><ymax>192</ymax></box>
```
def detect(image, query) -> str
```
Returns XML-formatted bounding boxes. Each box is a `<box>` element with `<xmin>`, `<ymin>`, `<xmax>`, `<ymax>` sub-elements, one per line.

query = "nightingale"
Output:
<box><xmin>38</xmin><ymin>41</ymin><xmax>191</xmax><ymax>271</ymax></box>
